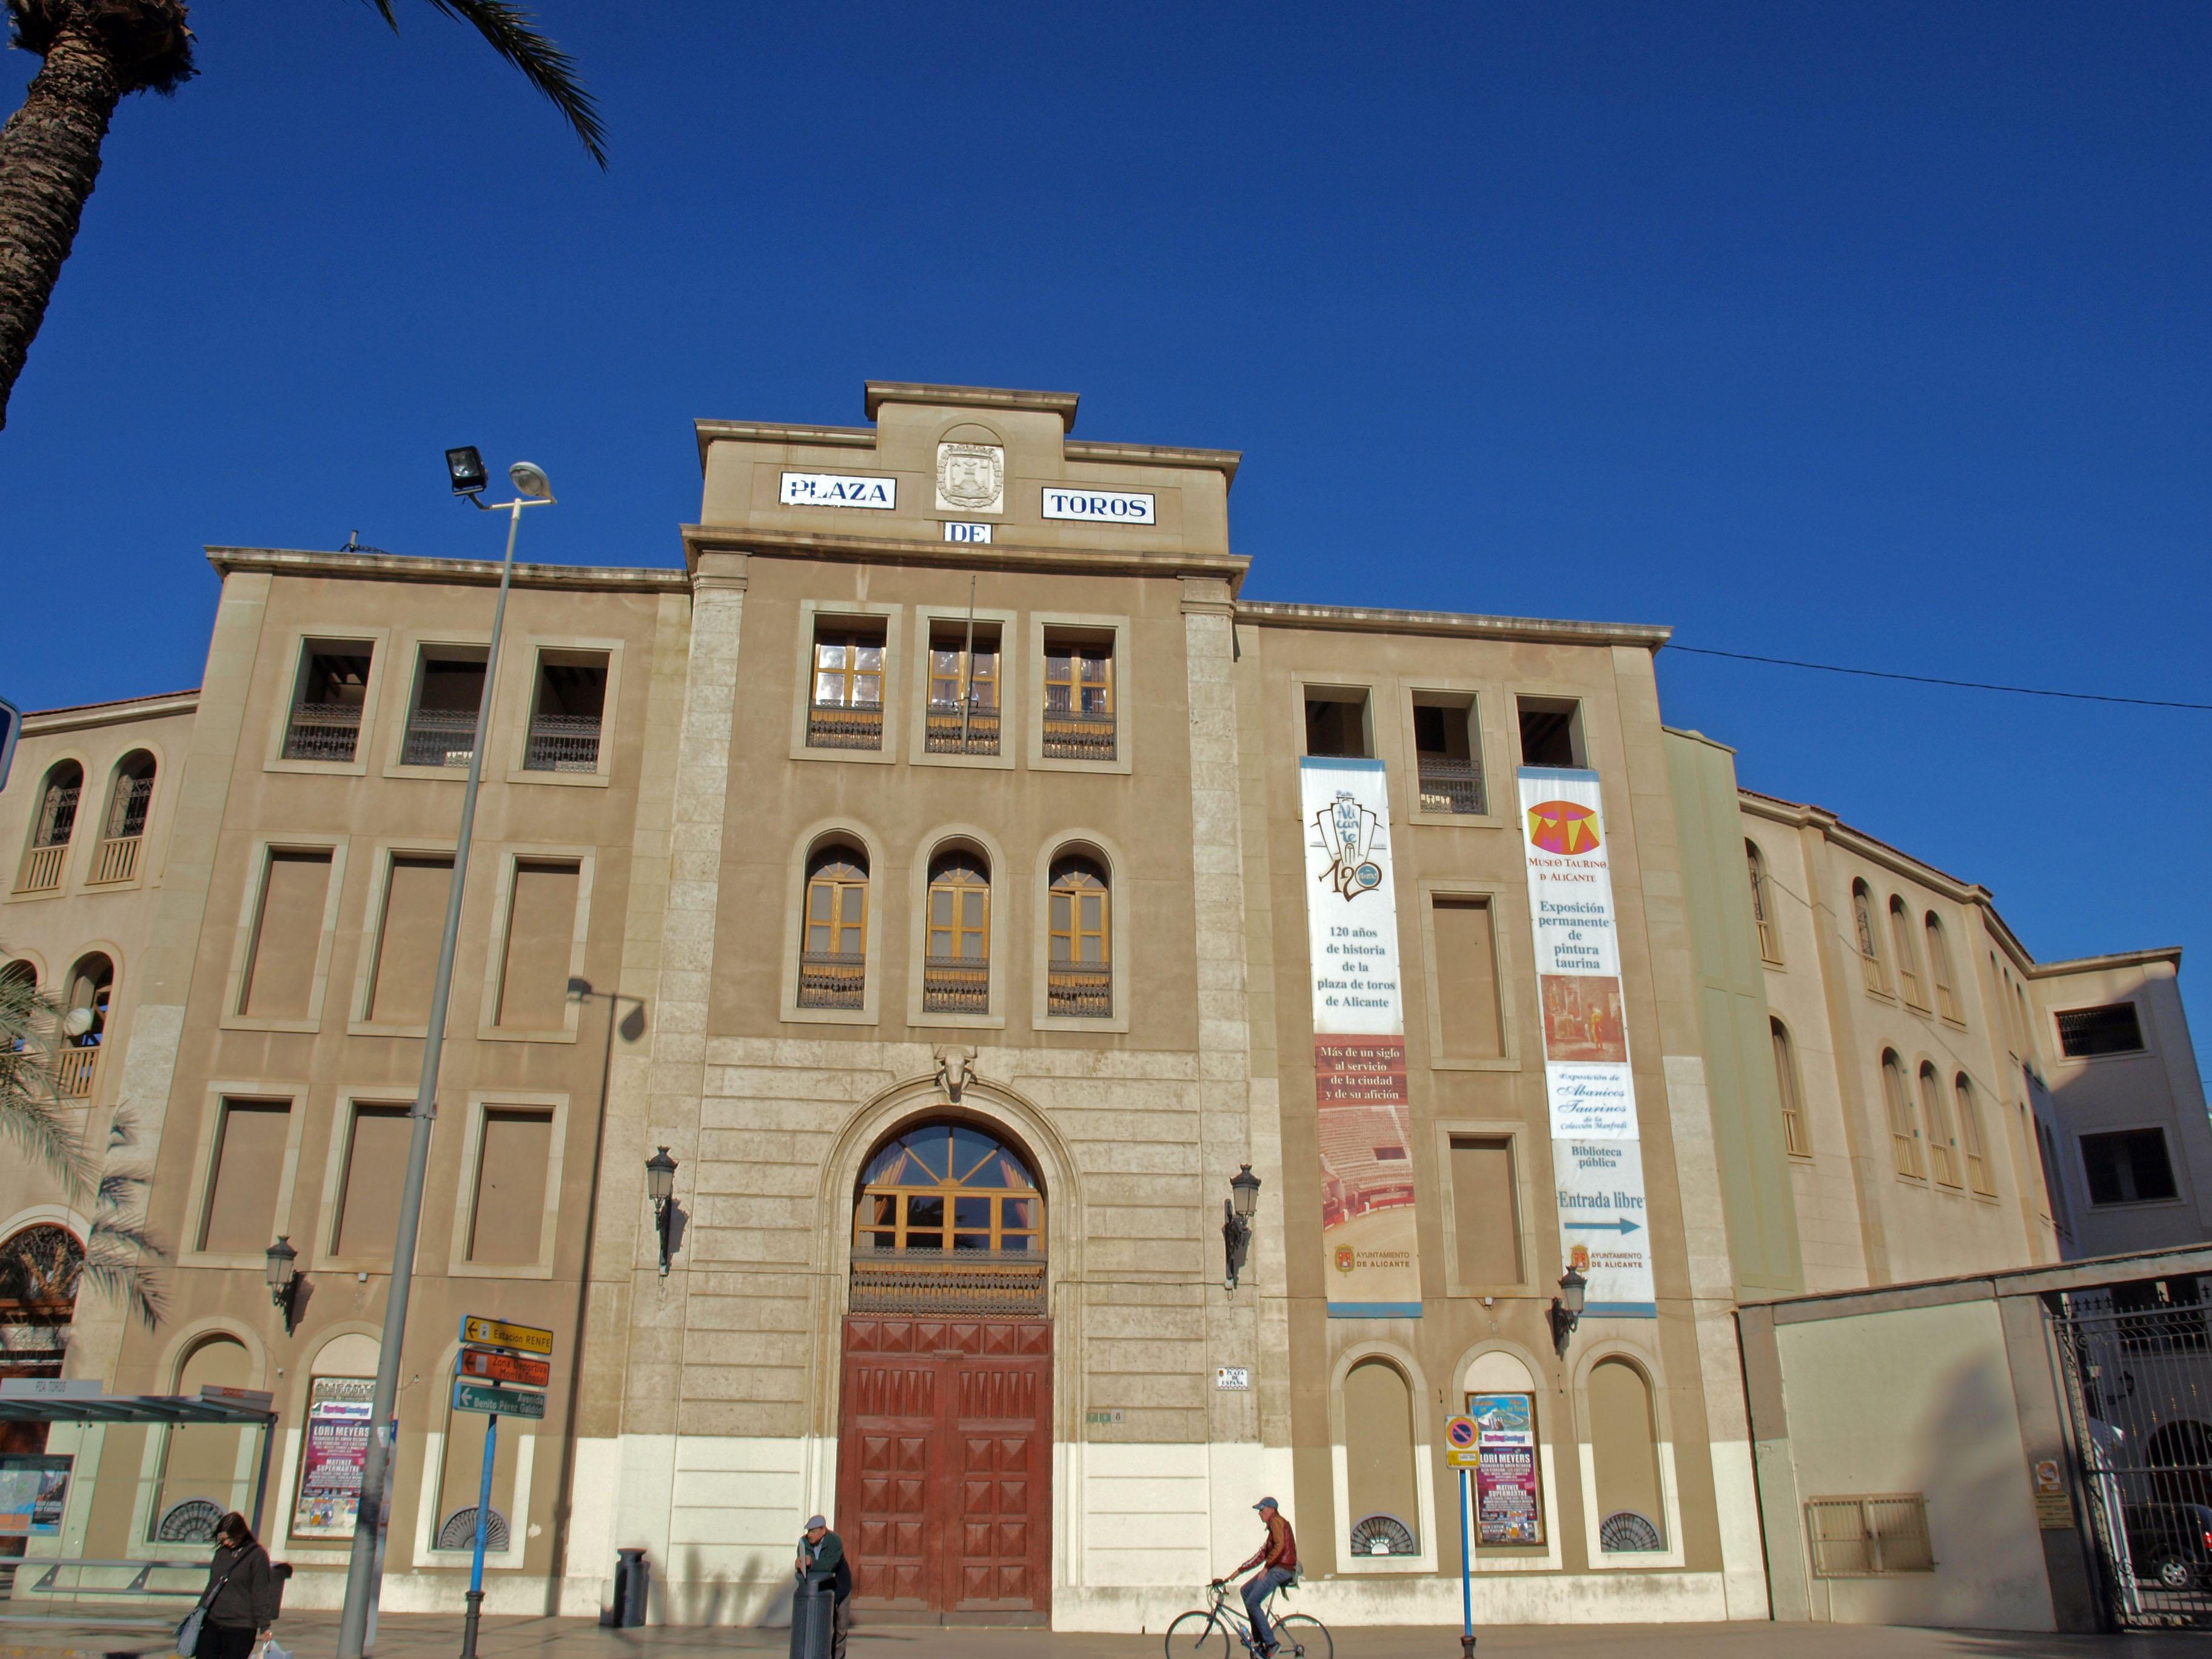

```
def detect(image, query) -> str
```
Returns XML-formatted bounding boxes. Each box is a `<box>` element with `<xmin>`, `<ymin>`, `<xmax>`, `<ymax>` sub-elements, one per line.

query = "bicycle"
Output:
<box><xmin>1162</xmin><ymin>1577</ymin><xmax>1331</xmax><ymax>1658</ymax></box>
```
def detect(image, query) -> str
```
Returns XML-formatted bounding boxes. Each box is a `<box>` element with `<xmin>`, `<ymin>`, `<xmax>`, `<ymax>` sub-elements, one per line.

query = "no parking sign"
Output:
<box><xmin>1444</xmin><ymin>1412</ymin><xmax>1481</xmax><ymax>1469</ymax></box>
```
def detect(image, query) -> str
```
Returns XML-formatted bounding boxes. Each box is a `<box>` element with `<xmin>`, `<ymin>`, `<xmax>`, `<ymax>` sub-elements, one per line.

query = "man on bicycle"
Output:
<box><xmin>1220</xmin><ymin>1496</ymin><xmax>1298</xmax><ymax>1654</ymax></box>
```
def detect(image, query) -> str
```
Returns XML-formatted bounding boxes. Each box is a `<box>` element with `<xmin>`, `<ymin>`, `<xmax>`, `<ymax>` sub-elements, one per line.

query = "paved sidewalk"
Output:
<box><xmin>3</xmin><ymin>1615</ymin><xmax>2211</xmax><ymax>1659</ymax></box>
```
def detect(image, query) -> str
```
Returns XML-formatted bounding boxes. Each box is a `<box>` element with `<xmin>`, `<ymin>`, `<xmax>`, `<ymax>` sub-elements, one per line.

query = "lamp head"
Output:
<box><xmin>509</xmin><ymin>461</ymin><xmax>553</xmax><ymax>501</ymax></box>
<box><xmin>61</xmin><ymin>1007</ymin><xmax>93</xmax><ymax>1039</ymax></box>
<box><xmin>264</xmin><ymin>1235</ymin><xmax>298</xmax><ymax>1292</ymax></box>
<box><xmin>645</xmin><ymin>1145</ymin><xmax>677</xmax><ymax>1205</ymax></box>
<box><xmin>445</xmin><ymin>446</ymin><xmax>489</xmax><ymax>497</ymax></box>
<box><xmin>1559</xmin><ymin>1265</ymin><xmax>1587</xmax><ymax>1317</ymax></box>
<box><xmin>1230</xmin><ymin>1163</ymin><xmax>1261</xmax><ymax>1219</ymax></box>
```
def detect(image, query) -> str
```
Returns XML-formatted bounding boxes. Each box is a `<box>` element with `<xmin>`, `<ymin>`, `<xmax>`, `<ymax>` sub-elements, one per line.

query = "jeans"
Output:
<box><xmin>1242</xmin><ymin>1567</ymin><xmax>1293</xmax><ymax>1649</ymax></box>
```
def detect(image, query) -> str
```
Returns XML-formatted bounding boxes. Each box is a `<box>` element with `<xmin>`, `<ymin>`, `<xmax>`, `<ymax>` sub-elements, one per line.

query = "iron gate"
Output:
<box><xmin>2051</xmin><ymin>1276</ymin><xmax>2212</xmax><ymax>1629</ymax></box>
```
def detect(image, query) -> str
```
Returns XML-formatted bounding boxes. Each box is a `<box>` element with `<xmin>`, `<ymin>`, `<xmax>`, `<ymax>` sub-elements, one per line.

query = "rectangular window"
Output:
<box><xmin>366</xmin><ymin>854</ymin><xmax>454</xmax><ymax>1024</ymax></box>
<box><xmin>283</xmin><ymin>640</ymin><xmax>372</xmax><ymax>762</ymax></box>
<box><xmin>1042</xmin><ymin>632</ymin><xmax>1116</xmax><ymax>760</ymax></box>
<box><xmin>403</xmin><ymin>648</ymin><xmax>487</xmax><ymax>768</ymax></box>
<box><xmin>238</xmin><ymin>848</ymin><xmax>333</xmax><ymax>1021</ymax></box>
<box><xmin>926</xmin><ymin>623</ymin><xmax>1000</xmax><ymax>756</ymax></box>
<box><xmin>197</xmin><ymin>1099</ymin><xmax>290</xmax><ymax>1253</ymax></box>
<box><xmin>1412</xmin><ymin>694</ymin><xmax>1485</xmax><ymax>814</ymax></box>
<box><xmin>332</xmin><ymin>1104</ymin><xmax>412</xmax><ymax>1259</ymax></box>
<box><xmin>1516</xmin><ymin>696</ymin><xmax>1584</xmax><ymax>768</ymax></box>
<box><xmin>2081</xmin><ymin>1129</ymin><xmax>2178</xmax><ymax>1205</ymax></box>
<box><xmin>1806</xmin><ymin>1495</ymin><xmax>1934</xmax><ymax>1577</ymax></box>
<box><xmin>466</xmin><ymin>1108</ymin><xmax>554</xmax><ymax>1264</ymax></box>
<box><xmin>1303</xmin><ymin>690</ymin><xmax>1370</xmax><ymax>759</ymax></box>
<box><xmin>808</xmin><ymin>622</ymin><xmax>887</xmax><ymax>749</ymax></box>
<box><xmin>1449</xmin><ymin>1134</ymin><xmax>1521</xmax><ymax>1285</ymax></box>
<box><xmin>2057</xmin><ymin>1003</ymin><xmax>2146</xmax><ymax>1059</ymax></box>
<box><xmin>1430</xmin><ymin>896</ymin><xmax>1505</xmax><ymax>1061</ymax></box>
<box><xmin>494</xmin><ymin>859</ymin><xmax>581</xmax><ymax>1030</ymax></box>
<box><xmin>523</xmin><ymin>651</ymin><xmax>608</xmax><ymax>773</ymax></box>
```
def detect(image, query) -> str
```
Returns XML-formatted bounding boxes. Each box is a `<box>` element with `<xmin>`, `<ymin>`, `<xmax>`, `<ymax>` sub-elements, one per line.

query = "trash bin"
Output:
<box><xmin>603</xmin><ymin>1547</ymin><xmax>649</xmax><ymax>1629</ymax></box>
<box><xmin>789</xmin><ymin>1577</ymin><xmax>836</xmax><ymax>1659</ymax></box>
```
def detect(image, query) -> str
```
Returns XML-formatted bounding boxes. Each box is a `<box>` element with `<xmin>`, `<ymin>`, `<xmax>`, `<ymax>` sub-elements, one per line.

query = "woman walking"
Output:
<box><xmin>192</xmin><ymin>1512</ymin><xmax>275</xmax><ymax>1659</ymax></box>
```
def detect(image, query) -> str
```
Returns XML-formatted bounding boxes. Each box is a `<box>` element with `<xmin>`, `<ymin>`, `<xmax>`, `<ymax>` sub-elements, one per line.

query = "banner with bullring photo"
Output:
<box><xmin>1301</xmin><ymin>757</ymin><xmax>1423</xmax><ymax>1318</ymax></box>
<box><xmin>1518</xmin><ymin>768</ymin><xmax>1657</xmax><ymax>1318</ymax></box>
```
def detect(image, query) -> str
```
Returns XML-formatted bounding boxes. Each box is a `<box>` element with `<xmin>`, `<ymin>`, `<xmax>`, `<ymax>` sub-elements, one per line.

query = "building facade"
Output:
<box><xmin>0</xmin><ymin>382</ymin><xmax>2201</xmax><ymax>1630</ymax></box>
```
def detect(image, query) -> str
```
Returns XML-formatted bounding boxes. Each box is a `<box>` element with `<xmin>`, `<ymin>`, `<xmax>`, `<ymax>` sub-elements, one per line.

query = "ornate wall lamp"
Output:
<box><xmin>645</xmin><ymin>1147</ymin><xmax>679</xmax><ymax>1276</ymax></box>
<box><xmin>264</xmin><ymin>1236</ymin><xmax>301</xmax><ymax>1335</ymax></box>
<box><xmin>1222</xmin><ymin>1164</ymin><xmax>1262</xmax><ymax>1293</ymax></box>
<box><xmin>1548</xmin><ymin>1265</ymin><xmax>1588</xmax><ymax>1358</ymax></box>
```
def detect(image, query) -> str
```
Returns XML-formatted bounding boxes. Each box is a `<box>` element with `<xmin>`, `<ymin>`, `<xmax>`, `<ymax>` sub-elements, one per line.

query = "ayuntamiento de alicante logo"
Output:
<box><xmin>1525</xmin><ymin>799</ymin><xmax>1601</xmax><ymax>856</ymax></box>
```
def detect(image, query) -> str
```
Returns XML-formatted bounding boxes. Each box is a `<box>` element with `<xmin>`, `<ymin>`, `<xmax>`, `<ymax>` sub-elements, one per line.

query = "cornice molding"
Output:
<box><xmin>692</xmin><ymin>419</ymin><xmax>876</xmax><ymax>468</ymax></box>
<box><xmin>24</xmin><ymin>691</ymin><xmax>199</xmax><ymax>735</ymax></box>
<box><xmin>205</xmin><ymin>546</ymin><xmax>690</xmax><ymax>594</ymax></box>
<box><xmin>1233</xmin><ymin>598</ymin><xmax>1671</xmax><ymax>651</ymax></box>
<box><xmin>2028</xmin><ymin>945</ymin><xmax>2182</xmax><ymax>979</ymax></box>
<box><xmin>863</xmin><ymin>381</ymin><xmax>1080</xmax><ymax>429</ymax></box>
<box><xmin>1062</xmin><ymin>439</ymin><xmax>1242</xmax><ymax>486</ymax></box>
<box><xmin>679</xmin><ymin>523</ymin><xmax>1248</xmax><ymax>591</ymax></box>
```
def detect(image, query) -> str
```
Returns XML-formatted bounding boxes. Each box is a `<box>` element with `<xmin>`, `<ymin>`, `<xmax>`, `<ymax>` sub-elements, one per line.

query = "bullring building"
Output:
<box><xmin>0</xmin><ymin>383</ymin><xmax>2202</xmax><ymax>1632</ymax></box>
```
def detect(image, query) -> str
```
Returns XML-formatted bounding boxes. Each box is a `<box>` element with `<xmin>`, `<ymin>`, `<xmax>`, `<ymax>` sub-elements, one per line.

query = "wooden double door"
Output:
<box><xmin>835</xmin><ymin>1315</ymin><xmax>1051</xmax><ymax>1618</ymax></box>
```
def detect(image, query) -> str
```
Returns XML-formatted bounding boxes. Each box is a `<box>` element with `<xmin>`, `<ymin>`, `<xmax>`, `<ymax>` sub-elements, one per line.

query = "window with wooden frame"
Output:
<box><xmin>1954</xmin><ymin>1073</ymin><xmax>1994</xmax><ymax>1195</ymax></box>
<box><xmin>923</xmin><ymin>850</ymin><xmax>990</xmax><ymax>1013</ymax></box>
<box><xmin>1919</xmin><ymin>1062</ymin><xmax>1960</xmax><ymax>1187</ymax></box>
<box><xmin>1042</xmin><ymin>632</ymin><xmax>1115</xmax><ymax>760</ymax></box>
<box><xmin>853</xmin><ymin>1123</ymin><xmax>1042</xmax><ymax>1255</ymax></box>
<box><xmin>926</xmin><ymin>622</ymin><xmax>1000</xmax><ymax>756</ymax></box>
<box><xmin>1047</xmin><ymin>854</ymin><xmax>1110</xmax><ymax>1018</ymax></box>
<box><xmin>799</xmin><ymin>846</ymin><xmax>868</xmax><ymax>1010</ymax></box>
<box><xmin>1806</xmin><ymin>1495</ymin><xmax>1933</xmax><ymax>1577</ymax></box>
<box><xmin>1888</xmin><ymin>897</ymin><xmax>1925</xmax><ymax>1009</ymax></box>
<box><xmin>1923</xmin><ymin>913</ymin><xmax>1962</xmax><ymax>1023</ymax></box>
<box><xmin>808</xmin><ymin>623</ymin><xmax>886</xmax><ymax>749</ymax></box>
<box><xmin>15</xmin><ymin>761</ymin><xmax>80</xmax><ymax>894</ymax></box>
<box><xmin>1852</xmin><ymin>881</ymin><xmax>1886</xmax><ymax>993</ymax></box>
<box><xmin>1881</xmin><ymin>1050</ymin><xmax>1922</xmax><ymax>1178</ymax></box>
<box><xmin>1771</xmin><ymin>1018</ymin><xmax>1811</xmax><ymax>1158</ymax></box>
<box><xmin>1747</xmin><ymin>840</ymin><xmax>1782</xmax><ymax>964</ymax></box>
<box><xmin>89</xmin><ymin>751</ymin><xmax>155</xmax><ymax>885</ymax></box>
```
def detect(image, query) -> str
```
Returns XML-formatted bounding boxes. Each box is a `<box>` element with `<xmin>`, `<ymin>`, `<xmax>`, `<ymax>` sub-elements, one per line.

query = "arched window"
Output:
<box><xmin>799</xmin><ymin>845</ymin><xmax>868</xmax><ymax>1010</ymax></box>
<box><xmin>1589</xmin><ymin>1358</ymin><xmax>1666</xmax><ymax>1552</ymax></box>
<box><xmin>1888</xmin><ymin>897</ymin><xmax>1924</xmax><ymax>1008</ymax></box>
<box><xmin>1852</xmin><ymin>880</ymin><xmax>1885</xmax><ymax>993</ymax></box>
<box><xmin>1</xmin><ymin>960</ymin><xmax>36</xmax><ymax>1055</ymax></box>
<box><xmin>151</xmin><ymin>1335</ymin><xmax>253</xmax><ymax>1542</ymax></box>
<box><xmin>923</xmin><ymin>849</ymin><xmax>990</xmax><ymax>1014</ymax></box>
<box><xmin>1923</xmin><ymin>913</ymin><xmax>1960</xmax><ymax>1023</ymax></box>
<box><xmin>91</xmin><ymin>751</ymin><xmax>156</xmax><ymax>885</ymax></box>
<box><xmin>16</xmin><ymin>762</ymin><xmax>82</xmax><ymax>893</ymax></box>
<box><xmin>1919</xmin><ymin>1062</ymin><xmax>1959</xmax><ymax>1187</ymax></box>
<box><xmin>1881</xmin><ymin>1050</ymin><xmax>1921</xmax><ymax>1178</ymax></box>
<box><xmin>1955</xmin><ymin>1073</ymin><xmax>1994</xmax><ymax>1196</ymax></box>
<box><xmin>1746</xmin><ymin>842</ymin><xmax>1782</xmax><ymax>964</ymax></box>
<box><xmin>0</xmin><ymin>1224</ymin><xmax>82</xmax><ymax>1312</ymax></box>
<box><xmin>1771</xmin><ymin>1018</ymin><xmax>1809</xmax><ymax>1158</ymax></box>
<box><xmin>1344</xmin><ymin>1357</ymin><xmax>1420</xmax><ymax>1556</ymax></box>
<box><xmin>1047</xmin><ymin>854</ymin><xmax>1111</xmax><ymax>1017</ymax></box>
<box><xmin>57</xmin><ymin>952</ymin><xmax>113</xmax><ymax>1101</ymax></box>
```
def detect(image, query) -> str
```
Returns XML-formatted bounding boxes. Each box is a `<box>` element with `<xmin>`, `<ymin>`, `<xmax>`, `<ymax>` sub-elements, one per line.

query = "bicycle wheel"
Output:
<box><xmin>1164</xmin><ymin>1609</ymin><xmax>1230</xmax><ymax>1657</ymax></box>
<box><xmin>1272</xmin><ymin>1612</ymin><xmax>1332</xmax><ymax>1659</ymax></box>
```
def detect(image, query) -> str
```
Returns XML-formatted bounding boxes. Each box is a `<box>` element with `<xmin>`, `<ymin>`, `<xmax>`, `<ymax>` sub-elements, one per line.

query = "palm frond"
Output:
<box><xmin>0</xmin><ymin>970</ymin><xmax>93</xmax><ymax>1190</ymax></box>
<box><xmin>360</xmin><ymin>0</ymin><xmax>606</xmax><ymax>167</ymax></box>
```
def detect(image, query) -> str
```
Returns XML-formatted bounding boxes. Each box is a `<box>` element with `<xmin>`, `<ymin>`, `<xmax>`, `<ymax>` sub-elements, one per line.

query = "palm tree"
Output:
<box><xmin>0</xmin><ymin>959</ymin><xmax>163</xmax><ymax>1327</ymax></box>
<box><xmin>0</xmin><ymin>0</ymin><xmax>603</xmax><ymax>429</ymax></box>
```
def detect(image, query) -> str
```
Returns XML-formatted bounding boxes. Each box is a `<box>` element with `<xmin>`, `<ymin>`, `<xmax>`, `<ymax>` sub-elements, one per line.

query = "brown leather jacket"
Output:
<box><xmin>1235</xmin><ymin>1510</ymin><xmax>1298</xmax><ymax>1574</ymax></box>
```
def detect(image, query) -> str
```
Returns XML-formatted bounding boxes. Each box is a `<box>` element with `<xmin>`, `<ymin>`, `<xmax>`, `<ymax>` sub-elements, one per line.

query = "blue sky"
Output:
<box><xmin>3</xmin><ymin>2</ymin><xmax>2207</xmax><ymax>1049</ymax></box>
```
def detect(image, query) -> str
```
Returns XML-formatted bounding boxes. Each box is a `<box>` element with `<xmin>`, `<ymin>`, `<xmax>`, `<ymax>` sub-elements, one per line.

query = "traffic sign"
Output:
<box><xmin>452</xmin><ymin>1381</ymin><xmax>546</xmax><ymax>1420</ymax></box>
<box><xmin>1443</xmin><ymin>1413</ymin><xmax>1481</xmax><ymax>1469</ymax></box>
<box><xmin>460</xmin><ymin>1316</ymin><xmax>554</xmax><ymax>1356</ymax></box>
<box><xmin>458</xmin><ymin>1348</ymin><xmax>550</xmax><ymax>1389</ymax></box>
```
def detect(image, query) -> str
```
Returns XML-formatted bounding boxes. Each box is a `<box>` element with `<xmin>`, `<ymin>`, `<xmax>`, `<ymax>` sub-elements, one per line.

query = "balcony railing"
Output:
<box><xmin>1046</xmin><ymin>965</ymin><xmax>1111</xmax><ymax>1019</ymax></box>
<box><xmin>523</xmin><ymin>714</ymin><xmax>602</xmax><ymax>774</ymax></box>
<box><xmin>281</xmin><ymin>702</ymin><xmax>362</xmax><ymax>762</ymax></box>
<box><xmin>848</xmin><ymin>1244</ymin><xmax>1047</xmax><ymax>1318</ymax></box>
<box><xmin>807</xmin><ymin>701</ymin><xmax>883</xmax><ymax>751</ymax></box>
<box><xmin>924</xmin><ymin>708</ymin><xmax>1000</xmax><ymax>756</ymax></box>
<box><xmin>15</xmin><ymin>845</ymin><xmax>65</xmax><ymax>895</ymax></box>
<box><xmin>922</xmin><ymin>956</ymin><xmax>989</xmax><ymax>1014</ymax></box>
<box><xmin>1041</xmin><ymin>709</ymin><xmax>1116</xmax><ymax>762</ymax></box>
<box><xmin>401</xmin><ymin>708</ymin><xmax>478</xmax><ymax>768</ymax></box>
<box><xmin>87</xmin><ymin>836</ymin><xmax>141</xmax><ymax>886</ymax></box>
<box><xmin>797</xmin><ymin>951</ymin><xmax>866</xmax><ymax>1010</ymax></box>
<box><xmin>56</xmin><ymin>1047</ymin><xmax>98</xmax><ymax>1101</ymax></box>
<box><xmin>1416</xmin><ymin>756</ymin><xmax>1486</xmax><ymax>816</ymax></box>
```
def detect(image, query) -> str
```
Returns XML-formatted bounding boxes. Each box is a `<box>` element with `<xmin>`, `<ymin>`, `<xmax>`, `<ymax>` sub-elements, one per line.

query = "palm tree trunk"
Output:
<box><xmin>0</xmin><ymin>24</ymin><xmax>125</xmax><ymax>431</ymax></box>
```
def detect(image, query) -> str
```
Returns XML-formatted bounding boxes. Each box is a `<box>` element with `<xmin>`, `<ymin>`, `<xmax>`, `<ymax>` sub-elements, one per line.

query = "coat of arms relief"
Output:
<box><xmin>936</xmin><ymin>441</ymin><xmax>1004</xmax><ymax>514</ymax></box>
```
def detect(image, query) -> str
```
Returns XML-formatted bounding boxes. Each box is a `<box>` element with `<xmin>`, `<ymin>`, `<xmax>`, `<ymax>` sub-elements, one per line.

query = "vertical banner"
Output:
<box><xmin>1469</xmin><ymin>1394</ymin><xmax>1542</xmax><ymax>1544</ymax></box>
<box><xmin>292</xmin><ymin>1375</ymin><xmax>375</xmax><ymax>1537</ymax></box>
<box><xmin>1301</xmin><ymin>757</ymin><xmax>1423</xmax><ymax>1318</ymax></box>
<box><xmin>1519</xmin><ymin>768</ymin><xmax>1656</xmax><ymax>1317</ymax></box>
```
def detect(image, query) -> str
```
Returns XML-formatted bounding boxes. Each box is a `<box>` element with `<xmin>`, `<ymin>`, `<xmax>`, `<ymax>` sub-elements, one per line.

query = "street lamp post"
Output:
<box><xmin>334</xmin><ymin>453</ymin><xmax>555</xmax><ymax>1659</ymax></box>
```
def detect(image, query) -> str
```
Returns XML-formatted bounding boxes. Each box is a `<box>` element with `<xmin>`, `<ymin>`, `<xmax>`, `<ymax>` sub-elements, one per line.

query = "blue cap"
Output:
<box><xmin>805</xmin><ymin>1515</ymin><xmax>827</xmax><ymax>1530</ymax></box>
<box><xmin>1255</xmin><ymin>1497</ymin><xmax>1278</xmax><ymax>1510</ymax></box>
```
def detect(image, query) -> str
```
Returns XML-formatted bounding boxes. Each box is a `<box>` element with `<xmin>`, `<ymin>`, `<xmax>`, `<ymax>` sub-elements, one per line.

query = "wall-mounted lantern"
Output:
<box><xmin>1222</xmin><ymin>1164</ymin><xmax>1262</xmax><ymax>1293</ymax></box>
<box><xmin>1548</xmin><ymin>1265</ymin><xmax>1587</xmax><ymax>1358</ymax></box>
<box><xmin>645</xmin><ymin>1146</ymin><xmax>679</xmax><ymax>1277</ymax></box>
<box><xmin>264</xmin><ymin>1236</ymin><xmax>301</xmax><ymax>1335</ymax></box>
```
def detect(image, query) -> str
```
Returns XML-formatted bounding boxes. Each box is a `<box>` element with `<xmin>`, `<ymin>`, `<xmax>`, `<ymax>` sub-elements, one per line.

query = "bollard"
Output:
<box><xmin>615</xmin><ymin>1547</ymin><xmax>650</xmax><ymax>1628</ymax></box>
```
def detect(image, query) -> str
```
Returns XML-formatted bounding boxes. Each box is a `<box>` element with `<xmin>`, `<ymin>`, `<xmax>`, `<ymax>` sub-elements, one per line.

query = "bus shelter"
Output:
<box><xmin>0</xmin><ymin>1391</ymin><xmax>276</xmax><ymax>1626</ymax></box>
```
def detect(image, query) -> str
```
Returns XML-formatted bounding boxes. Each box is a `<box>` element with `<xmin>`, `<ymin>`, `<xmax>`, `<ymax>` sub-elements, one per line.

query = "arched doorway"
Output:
<box><xmin>835</xmin><ymin>1118</ymin><xmax>1051</xmax><ymax>1621</ymax></box>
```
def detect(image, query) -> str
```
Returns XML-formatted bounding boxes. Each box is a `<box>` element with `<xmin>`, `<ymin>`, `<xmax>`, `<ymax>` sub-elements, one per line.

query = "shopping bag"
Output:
<box><xmin>263</xmin><ymin>1641</ymin><xmax>293</xmax><ymax>1659</ymax></box>
<box><xmin>172</xmin><ymin>1605</ymin><xmax>206</xmax><ymax>1658</ymax></box>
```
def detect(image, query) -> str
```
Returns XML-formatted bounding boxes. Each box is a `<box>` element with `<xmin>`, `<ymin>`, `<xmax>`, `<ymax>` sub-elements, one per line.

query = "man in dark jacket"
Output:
<box><xmin>795</xmin><ymin>1513</ymin><xmax>852</xmax><ymax>1659</ymax></box>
